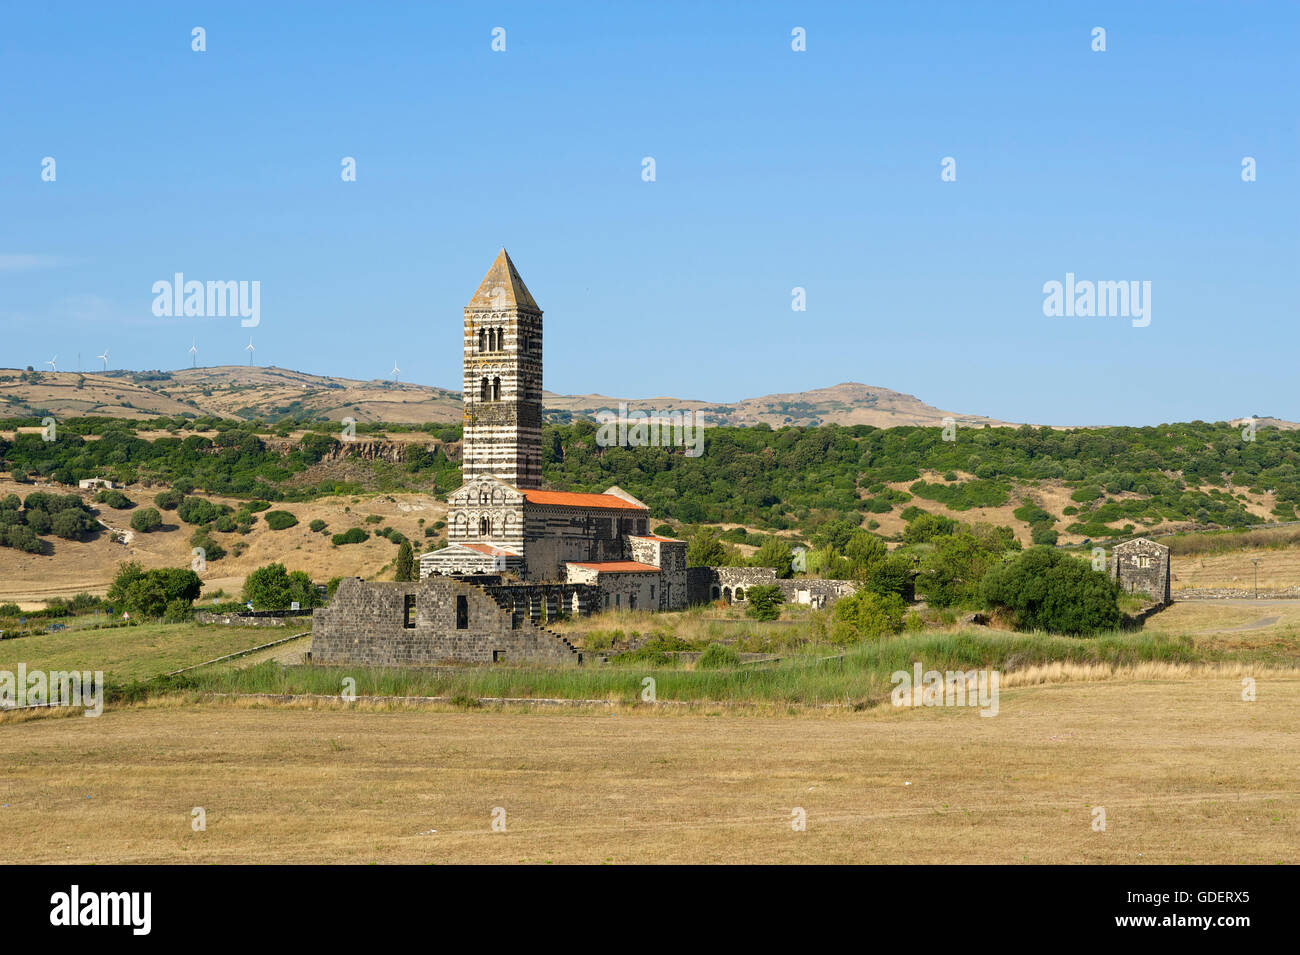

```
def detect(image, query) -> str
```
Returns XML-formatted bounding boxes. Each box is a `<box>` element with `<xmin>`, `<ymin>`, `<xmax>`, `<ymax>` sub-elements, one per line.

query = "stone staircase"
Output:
<box><xmin>477</xmin><ymin>586</ymin><xmax>579</xmax><ymax>659</ymax></box>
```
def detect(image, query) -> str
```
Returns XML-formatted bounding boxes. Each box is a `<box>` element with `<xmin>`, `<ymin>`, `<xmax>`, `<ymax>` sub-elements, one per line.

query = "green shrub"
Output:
<box><xmin>745</xmin><ymin>584</ymin><xmax>785</xmax><ymax>621</ymax></box>
<box><xmin>1030</xmin><ymin>524</ymin><xmax>1059</xmax><ymax>546</ymax></box>
<box><xmin>309</xmin><ymin>518</ymin><xmax>327</xmax><ymax>533</ymax></box>
<box><xmin>828</xmin><ymin>590</ymin><xmax>908</xmax><ymax>644</ymax></box>
<box><xmin>177</xmin><ymin>495</ymin><xmax>228</xmax><ymax>525</ymax></box>
<box><xmin>332</xmin><ymin>528</ymin><xmax>369</xmax><ymax>546</ymax></box>
<box><xmin>154</xmin><ymin>489</ymin><xmax>183</xmax><ymax>510</ymax></box>
<box><xmin>264</xmin><ymin>510</ymin><xmax>298</xmax><ymax>530</ymax></box>
<box><xmin>129</xmin><ymin>507</ymin><xmax>163</xmax><ymax>533</ymax></box>
<box><xmin>95</xmin><ymin>489</ymin><xmax>134</xmax><ymax>509</ymax></box>
<box><xmin>163</xmin><ymin>598</ymin><xmax>195</xmax><ymax>622</ymax></box>
<box><xmin>697</xmin><ymin>643</ymin><xmax>742</xmax><ymax>669</ymax></box>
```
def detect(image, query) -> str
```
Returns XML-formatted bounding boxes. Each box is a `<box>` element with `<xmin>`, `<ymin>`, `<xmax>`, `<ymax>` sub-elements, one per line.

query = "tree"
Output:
<box><xmin>241</xmin><ymin>562</ymin><xmax>320</xmax><ymax>610</ymax></box>
<box><xmin>810</xmin><ymin>519</ymin><xmax>859</xmax><ymax>552</ymax></box>
<box><xmin>107</xmin><ymin>561</ymin><xmax>145</xmax><ymax>604</ymax></box>
<box><xmin>395</xmin><ymin>540</ymin><xmax>415</xmax><ymax>581</ymax></box>
<box><xmin>750</xmin><ymin>537</ymin><xmax>794</xmax><ymax>577</ymax></box>
<box><xmin>154</xmin><ymin>489</ymin><xmax>183</xmax><ymax>510</ymax></box>
<box><xmin>108</xmin><ymin>564</ymin><xmax>201</xmax><ymax>617</ymax></box>
<box><xmin>915</xmin><ymin>529</ymin><xmax>1010</xmax><ymax>608</ymax></box>
<box><xmin>863</xmin><ymin>553</ymin><xmax>914</xmax><ymax>600</ymax></box>
<box><xmin>130</xmin><ymin>507</ymin><xmax>163</xmax><ymax>533</ymax></box>
<box><xmin>843</xmin><ymin>530</ymin><xmax>887</xmax><ymax>575</ymax></box>
<box><xmin>903</xmin><ymin>512</ymin><xmax>959</xmax><ymax>544</ymax></box>
<box><xmin>686</xmin><ymin>527</ymin><xmax>727</xmax><ymax>567</ymax></box>
<box><xmin>51</xmin><ymin>508</ymin><xmax>96</xmax><ymax>540</ymax></box>
<box><xmin>745</xmin><ymin>584</ymin><xmax>785</xmax><ymax>621</ymax></box>
<box><xmin>980</xmin><ymin>547</ymin><xmax>1121</xmax><ymax>635</ymax></box>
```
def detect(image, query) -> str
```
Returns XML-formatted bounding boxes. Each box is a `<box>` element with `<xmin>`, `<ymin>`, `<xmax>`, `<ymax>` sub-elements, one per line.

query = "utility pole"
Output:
<box><xmin>1252</xmin><ymin>558</ymin><xmax>1260</xmax><ymax>599</ymax></box>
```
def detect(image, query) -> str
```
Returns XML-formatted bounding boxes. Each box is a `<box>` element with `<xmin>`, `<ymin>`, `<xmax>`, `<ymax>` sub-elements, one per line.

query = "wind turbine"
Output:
<box><xmin>245</xmin><ymin>338</ymin><xmax>255</xmax><ymax>366</ymax></box>
<box><xmin>391</xmin><ymin>360</ymin><xmax>400</xmax><ymax>382</ymax></box>
<box><xmin>45</xmin><ymin>356</ymin><xmax>57</xmax><ymax>372</ymax></box>
<box><xmin>189</xmin><ymin>339</ymin><xmax>198</xmax><ymax>368</ymax></box>
<box><xmin>96</xmin><ymin>349</ymin><xmax>109</xmax><ymax>371</ymax></box>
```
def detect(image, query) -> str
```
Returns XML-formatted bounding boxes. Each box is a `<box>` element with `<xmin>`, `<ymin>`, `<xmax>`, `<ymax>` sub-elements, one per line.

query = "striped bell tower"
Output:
<box><xmin>461</xmin><ymin>249</ymin><xmax>543</xmax><ymax>489</ymax></box>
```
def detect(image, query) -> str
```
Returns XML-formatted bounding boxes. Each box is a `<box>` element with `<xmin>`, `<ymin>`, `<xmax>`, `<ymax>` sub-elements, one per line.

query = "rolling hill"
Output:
<box><xmin>0</xmin><ymin>367</ymin><xmax>1012</xmax><ymax>428</ymax></box>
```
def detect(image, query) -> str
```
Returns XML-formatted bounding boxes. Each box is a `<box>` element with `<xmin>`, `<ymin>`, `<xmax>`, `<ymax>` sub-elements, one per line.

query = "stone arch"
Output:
<box><xmin>492</xmin><ymin>376</ymin><xmax>501</xmax><ymax>401</ymax></box>
<box><xmin>711</xmin><ymin>585</ymin><xmax>720</xmax><ymax>600</ymax></box>
<box><xmin>480</xmin><ymin>377</ymin><xmax>489</xmax><ymax>401</ymax></box>
<box><xmin>735</xmin><ymin>587</ymin><xmax>745</xmax><ymax>602</ymax></box>
<box><xmin>722</xmin><ymin>587</ymin><xmax>732</xmax><ymax>604</ymax></box>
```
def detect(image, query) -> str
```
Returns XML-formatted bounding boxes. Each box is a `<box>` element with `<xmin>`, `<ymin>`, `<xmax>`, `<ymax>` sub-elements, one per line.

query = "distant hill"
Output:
<box><xmin>0</xmin><ymin>367</ymin><xmax>1293</xmax><ymax>430</ymax></box>
<box><xmin>0</xmin><ymin>367</ymin><xmax>1014</xmax><ymax>428</ymax></box>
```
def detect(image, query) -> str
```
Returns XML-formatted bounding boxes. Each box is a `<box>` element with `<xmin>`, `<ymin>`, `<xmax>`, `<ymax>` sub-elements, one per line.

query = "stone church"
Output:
<box><xmin>312</xmin><ymin>251</ymin><xmax>698</xmax><ymax>667</ymax></box>
<box><xmin>310</xmin><ymin>250</ymin><xmax>855</xmax><ymax>665</ymax></box>
<box><xmin>417</xmin><ymin>249</ymin><xmax>690</xmax><ymax>611</ymax></box>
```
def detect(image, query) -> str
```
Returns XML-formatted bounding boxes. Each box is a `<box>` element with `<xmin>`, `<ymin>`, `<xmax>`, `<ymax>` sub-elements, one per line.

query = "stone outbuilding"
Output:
<box><xmin>1109</xmin><ymin>537</ymin><xmax>1171</xmax><ymax>604</ymax></box>
<box><xmin>311</xmin><ymin>576</ymin><xmax>585</xmax><ymax>666</ymax></box>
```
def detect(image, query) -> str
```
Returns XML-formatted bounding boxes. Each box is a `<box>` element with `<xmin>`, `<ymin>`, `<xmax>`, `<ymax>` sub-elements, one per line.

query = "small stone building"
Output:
<box><xmin>311</xmin><ymin>576</ymin><xmax>584</xmax><ymax>666</ymax></box>
<box><xmin>1109</xmin><ymin>537</ymin><xmax>1171</xmax><ymax>604</ymax></box>
<box><xmin>686</xmin><ymin>567</ymin><xmax>859</xmax><ymax>609</ymax></box>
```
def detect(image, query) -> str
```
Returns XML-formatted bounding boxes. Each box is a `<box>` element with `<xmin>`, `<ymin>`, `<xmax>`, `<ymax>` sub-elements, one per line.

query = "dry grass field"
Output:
<box><xmin>0</xmin><ymin>676</ymin><xmax>1295</xmax><ymax>864</ymax></box>
<box><xmin>1172</xmin><ymin>546</ymin><xmax>1300</xmax><ymax>593</ymax></box>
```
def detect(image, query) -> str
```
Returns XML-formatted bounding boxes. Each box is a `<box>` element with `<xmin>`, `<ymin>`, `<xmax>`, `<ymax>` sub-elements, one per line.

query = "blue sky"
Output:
<box><xmin>1</xmin><ymin>1</ymin><xmax>1295</xmax><ymax>425</ymax></box>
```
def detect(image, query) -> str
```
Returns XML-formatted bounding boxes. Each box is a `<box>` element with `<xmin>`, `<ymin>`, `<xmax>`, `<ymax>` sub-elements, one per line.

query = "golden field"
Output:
<box><xmin>0</xmin><ymin>676</ymin><xmax>1295</xmax><ymax>864</ymax></box>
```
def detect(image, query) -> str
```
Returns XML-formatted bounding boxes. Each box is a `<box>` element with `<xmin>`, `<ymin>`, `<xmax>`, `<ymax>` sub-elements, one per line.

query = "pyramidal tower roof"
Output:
<box><xmin>467</xmin><ymin>248</ymin><xmax>539</xmax><ymax>311</ymax></box>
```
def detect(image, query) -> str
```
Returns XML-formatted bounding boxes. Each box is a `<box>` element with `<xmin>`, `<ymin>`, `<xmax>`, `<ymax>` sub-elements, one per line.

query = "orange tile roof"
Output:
<box><xmin>631</xmin><ymin>534</ymin><xmax>680</xmax><ymax>542</ymax></box>
<box><xmin>522</xmin><ymin>489</ymin><xmax>646</xmax><ymax>510</ymax></box>
<box><xmin>568</xmin><ymin>561</ymin><xmax>661</xmax><ymax>573</ymax></box>
<box><xmin>457</xmin><ymin>543</ymin><xmax>519</xmax><ymax>556</ymax></box>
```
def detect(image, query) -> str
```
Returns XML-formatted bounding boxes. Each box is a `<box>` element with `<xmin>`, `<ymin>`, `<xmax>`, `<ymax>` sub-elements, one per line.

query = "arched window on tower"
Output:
<box><xmin>479</xmin><ymin>516</ymin><xmax>491</xmax><ymax>537</ymax></box>
<box><xmin>492</xmin><ymin>376</ymin><xmax>501</xmax><ymax>401</ymax></box>
<box><xmin>480</xmin><ymin>377</ymin><xmax>489</xmax><ymax>401</ymax></box>
<box><xmin>478</xmin><ymin>328</ymin><xmax>486</xmax><ymax>352</ymax></box>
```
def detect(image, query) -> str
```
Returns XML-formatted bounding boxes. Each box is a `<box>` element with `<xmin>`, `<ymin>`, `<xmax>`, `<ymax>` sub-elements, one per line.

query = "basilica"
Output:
<box><xmin>418</xmin><ymin>250</ymin><xmax>689</xmax><ymax>612</ymax></box>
